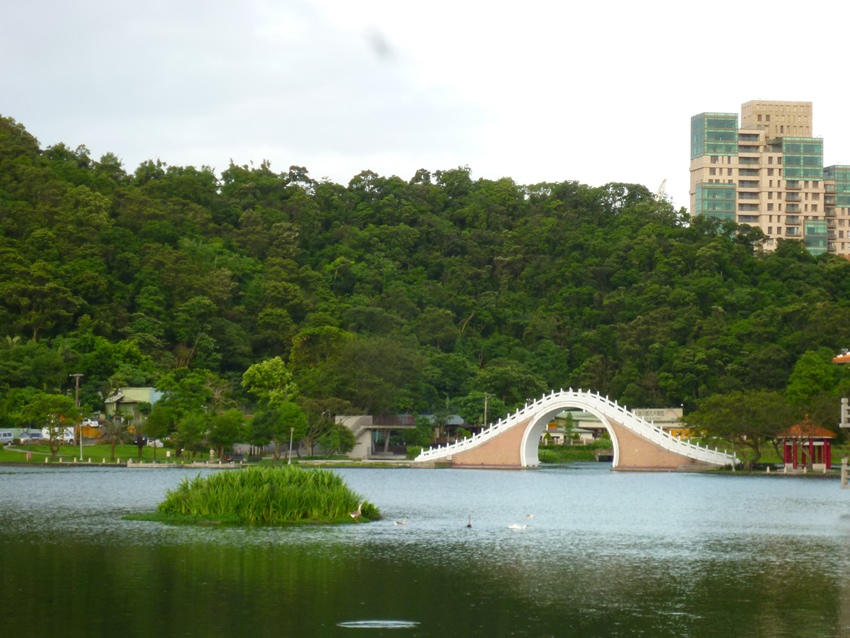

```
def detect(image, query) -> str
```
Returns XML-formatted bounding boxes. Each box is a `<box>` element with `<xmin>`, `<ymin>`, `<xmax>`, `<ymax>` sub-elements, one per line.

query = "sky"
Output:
<box><xmin>3</xmin><ymin>0</ymin><xmax>850</xmax><ymax>211</ymax></box>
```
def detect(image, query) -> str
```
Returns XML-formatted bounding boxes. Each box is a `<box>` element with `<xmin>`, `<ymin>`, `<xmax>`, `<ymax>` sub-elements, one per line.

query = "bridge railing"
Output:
<box><xmin>415</xmin><ymin>389</ymin><xmax>737</xmax><ymax>465</ymax></box>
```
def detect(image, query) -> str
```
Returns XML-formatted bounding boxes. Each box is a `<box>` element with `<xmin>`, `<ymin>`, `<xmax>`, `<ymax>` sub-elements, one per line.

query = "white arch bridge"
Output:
<box><xmin>414</xmin><ymin>389</ymin><xmax>737</xmax><ymax>471</ymax></box>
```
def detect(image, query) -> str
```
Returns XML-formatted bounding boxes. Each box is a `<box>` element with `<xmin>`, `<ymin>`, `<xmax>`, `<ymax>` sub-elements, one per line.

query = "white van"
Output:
<box><xmin>41</xmin><ymin>428</ymin><xmax>75</xmax><ymax>444</ymax></box>
<box><xmin>0</xmin><ymin>431</ymin><xmax>14</xmax><ymax>445</ymax></box>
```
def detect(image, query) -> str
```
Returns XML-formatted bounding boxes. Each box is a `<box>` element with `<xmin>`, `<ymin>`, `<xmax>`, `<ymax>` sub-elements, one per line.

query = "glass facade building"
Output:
<box><xmin>782</xmin><ymin>138</ymin><xmax>823</xmax><ymax>181</ymax></box>
<box><xmin>691</xmin><ymin>113</ymin><xmax>739</xmax><ymax>159</ymax></box>
<box><xmin>804</xmin><ymin>221</ymin><xmax>828</xmax><ymax>255</ymax></box>
<box><xmin>690</xmin><ymin>101</ymin><xmax>850</xmax><ymax>256</ymax></box>
<box><xmin>823</xmin><ymin>165</ymin><xmax>850</xmax><ymax>207</ymax></box>
<box><xmin>695</xmin><ymin>183</ymin><xmax>736</xmax><ymax>221</ymax></box>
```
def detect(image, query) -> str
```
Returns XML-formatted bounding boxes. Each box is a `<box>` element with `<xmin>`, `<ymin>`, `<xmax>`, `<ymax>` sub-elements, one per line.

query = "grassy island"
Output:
<box><xmin>130</xmin><ymin>465</ymin><xmax>380</xmax><ymax>525</ymax></box>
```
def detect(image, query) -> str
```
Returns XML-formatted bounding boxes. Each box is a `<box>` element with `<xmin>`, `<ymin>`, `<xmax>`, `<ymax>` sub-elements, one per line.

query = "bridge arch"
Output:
<box><xmin>415</xmin><ymin>389</ymin><xmax>736</xmax><ymax>471</ymax></box>
<box><xmin>519</xmin><ymin>403</ymin><xmax>621</xmax><ymax>468</ymax></box>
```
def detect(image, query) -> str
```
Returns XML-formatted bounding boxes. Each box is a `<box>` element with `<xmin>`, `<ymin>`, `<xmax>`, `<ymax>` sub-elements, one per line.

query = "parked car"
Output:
<box><xmin>19</xmin><ymin>431</ymin><xmax>45</xmax><ymax>444</ymax></box>
<box><xmin>146</xmin><ymin>438</ymin><xmax>163</xmax><ymax>448</ymax></box>
<box><xmin>82</xmin><ymin>418</ymin><xmax>99</xmax><ymax>427</ymax></box>
<box><xmin>0</xmin><ymin>431</ymin><xmax>14</xmax><ymax>445</ymax></box>
<box><xmin>39</xmin><ymin>428</ymin><xmax>75</xmax><ymax>444</ymax></box>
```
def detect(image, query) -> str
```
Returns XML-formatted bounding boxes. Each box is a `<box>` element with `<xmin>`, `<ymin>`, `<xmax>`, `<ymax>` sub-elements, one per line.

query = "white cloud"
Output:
<box><xmin>2</xmin><ymin>0</ymin><xmax>850</xmax><ymax>207</ymax></box>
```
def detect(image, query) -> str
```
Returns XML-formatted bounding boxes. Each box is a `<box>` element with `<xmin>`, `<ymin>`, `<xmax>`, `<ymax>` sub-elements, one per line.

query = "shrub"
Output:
<box><xmin>152</xmin><ymin>465</ymin><xmax>380</xmax><ymax>525</ymax></box>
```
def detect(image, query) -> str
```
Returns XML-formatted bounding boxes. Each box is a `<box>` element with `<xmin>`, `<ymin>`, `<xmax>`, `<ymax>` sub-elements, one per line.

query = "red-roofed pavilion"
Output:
<box><xmin>777</xmin><ymin>418</ymin><xmax>836</xmax><ymax>470</ymax></box>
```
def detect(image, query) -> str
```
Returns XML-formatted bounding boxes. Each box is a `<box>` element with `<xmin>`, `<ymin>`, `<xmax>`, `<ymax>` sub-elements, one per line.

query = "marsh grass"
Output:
<box><xmin>134</xmin><ymin>465</ymin><xmax>380</xmax><ymax>525</ymax></box>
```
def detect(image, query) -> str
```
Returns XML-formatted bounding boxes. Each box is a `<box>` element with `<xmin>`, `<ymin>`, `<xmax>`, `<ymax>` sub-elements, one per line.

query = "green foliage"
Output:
<box><xmin>176</xmin><ymin>412</ymin><xmax>207</xmax><ymax>459</ymax></box>
<box><xmin>207</xmin><ymin>408</ymin><xmax>247</xmax><ymax>458</ymax></box>
<box><xmin>100</xmin><ymin>416</ymin><xmax>131</xmax><ymax>461</ymax></box>
<box><xmin>154</xmin><ymin>465</ymin><xmax>380</xmax><ymax>525</ymax></box>
<box><xmin>317</xmin><ymin>421</ymin><xmax>356</xmax><ymax>456</ymax></box>
<box><xmin>687</xmin><ymin>391</ymin><xmax>797</xmax><ymax>469</ymax></box>
<box><xmin>3</xmin><ymin>115</ymin><xmax>850</xmax><ymax>440</ymax></box>
<box><xmin>785</xmin><ymin>348</ymin><xmax>837</xmax><ymax>407</ymax></box>
<box><xmin>241</xmin><ymin>357</ymin><xmax>298</xmax><ymax>409</ymax></box>
<box><xmin>21</xmin><ymin>391</ymin><xmax>80</xmax><ymax>458</ymax></box>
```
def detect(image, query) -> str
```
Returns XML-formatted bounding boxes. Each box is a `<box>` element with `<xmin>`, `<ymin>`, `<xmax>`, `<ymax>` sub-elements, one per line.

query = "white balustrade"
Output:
<box><xmin>416</xmin><ymin>389</ymin><xmax>737</xmax><ymax>465</ymax></box>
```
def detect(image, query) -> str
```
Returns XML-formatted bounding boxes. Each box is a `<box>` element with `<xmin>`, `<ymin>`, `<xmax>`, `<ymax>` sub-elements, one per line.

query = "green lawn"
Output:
<box><xmin>0</xmin><ymin>443</ymin><xmax>209</xmax><ymax>465</ymax></box>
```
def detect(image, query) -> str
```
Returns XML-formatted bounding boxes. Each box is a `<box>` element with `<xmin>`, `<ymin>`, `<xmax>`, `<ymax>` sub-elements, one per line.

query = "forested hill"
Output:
<box><xmin>2</xmin><ymin>115</ymin><xmax>850</xmax><ymax>427</ymax></box>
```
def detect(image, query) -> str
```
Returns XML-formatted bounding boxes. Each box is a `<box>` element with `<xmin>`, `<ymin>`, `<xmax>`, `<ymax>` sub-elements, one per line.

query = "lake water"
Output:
<box><xmin>1</xmin><ymin>463</ymin><xmax>849</xmax><ymax>638</ymax></box>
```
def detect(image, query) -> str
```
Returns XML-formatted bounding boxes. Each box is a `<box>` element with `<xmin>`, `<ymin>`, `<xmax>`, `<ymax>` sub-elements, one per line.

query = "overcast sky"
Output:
<box><xmin>3</xmin><ymin>0</ymin><xmax>850</xmax><ymax>210</ymax></box>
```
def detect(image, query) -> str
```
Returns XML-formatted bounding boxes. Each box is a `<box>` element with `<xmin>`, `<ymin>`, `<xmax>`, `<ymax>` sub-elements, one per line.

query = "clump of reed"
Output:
<box><xmin>155</xmin><ymin>465</ymin><xmax>380</xmax><ymax>525</ymax></box>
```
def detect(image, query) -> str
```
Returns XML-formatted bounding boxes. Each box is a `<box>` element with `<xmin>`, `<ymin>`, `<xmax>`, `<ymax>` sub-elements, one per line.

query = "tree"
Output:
<box><xmin>318</xmin><ymin>422</ymin><xmax>356</xmax><ymax>456</ymax></box>
<box><xmin>176</xmin><ymin>412</ymin><xmax>207</xmax><ymax>459</ymax></box>
<box><xmin>330</xmin><ymin>336</ymin><xmax>424</xmax><ymax>415</ymax></box>
<box><xmin>145</xmin><ymin>403</ymin><xmax>175</xmax><ymax>460</ymax></box>
<box><xmin>100</xmin><ymin>414</ymin><xmax>130</xmax><ymax>461</ymax></box>
<box><xmin>276</xmin><ymin>401</ymin><xmax>307</xmax><ymax>460</ymax></box>
<box><xmin>21</xmin><ymin>391</ymin><xmax>80</xmax><ymax>459</ymax></box>
<box><xmin>246</xmin><ymin>412</ymin><xmax>273</xmax><ymax>457</ymax></box>
<box><xmin>241</xmin><ymin>357</ymin><xmax>299</xmax><ymax>410</ymax></box>
<box><xmin>687</xmin><ymin>391</ymin><xmax>796</xmax><ymax>470</ymax></box>
<box><xmin>207</xmin><ymin>408</ymin><xmax>246</xmax><ymax>459</ymax></box>
<box><xmin>785</xmin><ymin>348</ymin><xmax>837</xmax><ymax>408</ymax></box>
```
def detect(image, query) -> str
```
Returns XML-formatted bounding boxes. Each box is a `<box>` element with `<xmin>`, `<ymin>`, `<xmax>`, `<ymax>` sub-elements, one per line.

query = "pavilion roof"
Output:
<box><xmin>776</xmin><ymin>420</ymin><xmax>836</xmax><ymax>439</ymax></box>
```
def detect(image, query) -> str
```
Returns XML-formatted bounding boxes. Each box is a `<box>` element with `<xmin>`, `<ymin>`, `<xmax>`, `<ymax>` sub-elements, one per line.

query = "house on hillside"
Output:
<box><xmin>104</xmin><ymin>387</ymin><xmax>162</xmax><ymax>422</ymax></box>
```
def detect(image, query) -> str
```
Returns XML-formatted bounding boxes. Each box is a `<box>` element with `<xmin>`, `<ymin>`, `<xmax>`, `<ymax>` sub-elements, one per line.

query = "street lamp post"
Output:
<box><xmin>483</xmin><ymin>393</ymin><xmax>493</xmax><ymax>429</ymax></box>
<box><xmin>70</xmin><ymin>373</ymin><xmax>84</xmax><ymax>460</ymax></box>
<box><xmin>288</xmin><ymin>427</ymin><xmax>294</xmax><ymax>465</ymax></box>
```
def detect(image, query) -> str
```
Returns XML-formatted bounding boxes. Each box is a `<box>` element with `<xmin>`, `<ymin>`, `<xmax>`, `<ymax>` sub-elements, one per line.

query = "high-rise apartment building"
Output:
<box><xmin>690</xmin><ymin>100</ymin><xmax>850</xmax><ymax>256</ymax></box>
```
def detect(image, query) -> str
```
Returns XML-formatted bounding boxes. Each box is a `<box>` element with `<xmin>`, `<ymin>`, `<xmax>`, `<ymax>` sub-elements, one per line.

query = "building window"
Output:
<box><xmin>768</xmin><ymin>227</ymin><xmax>773</xmax><ymax>234</ymax></box>
<box><xmin>813</xmin><ymin>205</ymin><xmax>818</xmax><ymax>212</ymax></box>
<box><xmin>711</xmin><ymin>156</ymin><xmax>718</xmax><ymax>164</ymax></box>
<box><xmin>769</xmin><ymin>156</ymin><xmax>773</xmax><ymax>164</ymax></box>
<box><xmin>768</xmin><ymin>192</ymin><xmax>773</xmax><ymax>200</ymax></box>
<box><xmin>813</xmin><ymin>193</ymin><xmax>820</xmax><ymax>200</ymax></box>
<box><xmin>768</xmin><ymin>203</ymin><xmax>774</xmax><ymax>211</ymax></box>
<box><xmin>710</xmin><ymin>168</ymin><xmax>716</xmax><ymax>175</ymax></box>
<box><xmin>767</xmin><ymin>168</ymin><xmax>774</xmax><ymax>176</ymax></box>
<box><xmin>727</xmin><ymin>168</ymin><xmax>733</xmax><ymax>175</ymax></box>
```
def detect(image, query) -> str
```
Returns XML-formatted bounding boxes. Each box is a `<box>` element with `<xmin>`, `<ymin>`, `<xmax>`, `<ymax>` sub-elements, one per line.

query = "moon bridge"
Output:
<box><xmin>414</xmin><ymin>389</ymin><xmax>737</xmax><ymax>471</ymax></box>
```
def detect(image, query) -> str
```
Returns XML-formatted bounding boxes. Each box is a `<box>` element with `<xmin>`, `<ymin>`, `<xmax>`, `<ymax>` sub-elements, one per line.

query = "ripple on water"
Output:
<box><xmin>337</xmin><ymin>620</ymin><xmax>420</xmax><ymax>629</ymax></box>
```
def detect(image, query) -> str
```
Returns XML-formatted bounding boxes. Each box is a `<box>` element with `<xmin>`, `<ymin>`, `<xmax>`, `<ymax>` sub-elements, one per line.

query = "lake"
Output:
<box><xmin>1</xmin><ymin>463</ymin><xmax>849</xmax><ymax>637</ymax></box>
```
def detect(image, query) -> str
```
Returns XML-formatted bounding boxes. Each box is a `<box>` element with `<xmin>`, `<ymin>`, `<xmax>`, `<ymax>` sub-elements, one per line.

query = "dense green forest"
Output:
<box><xmin>2</xmin><ymin>115</ymin><xmax>850</xmax><ymax>452</ymax></box>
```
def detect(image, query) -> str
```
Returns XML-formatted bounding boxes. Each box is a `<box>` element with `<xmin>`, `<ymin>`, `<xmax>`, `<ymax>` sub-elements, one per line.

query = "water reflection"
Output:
<box><xmin>0</xmin><ymin>465</ymin><xmax>848</xmax><ymax>637</ymax></box>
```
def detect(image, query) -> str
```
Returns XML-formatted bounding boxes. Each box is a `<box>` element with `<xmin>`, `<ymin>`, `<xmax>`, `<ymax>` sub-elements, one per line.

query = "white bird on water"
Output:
<box><xmin>394</xmin><ymin>517</ymin><xmax>407</xmax><ymax>526</ymax></box>
<box><xmin>507</xmin><ymin>523</ymin><xmax>527</xmax><ymax>531</ymax></box>
<box><xmin>350</xmin><ymin>501</ymin><xmax>364</xmax><ymax>521</ymax></box>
